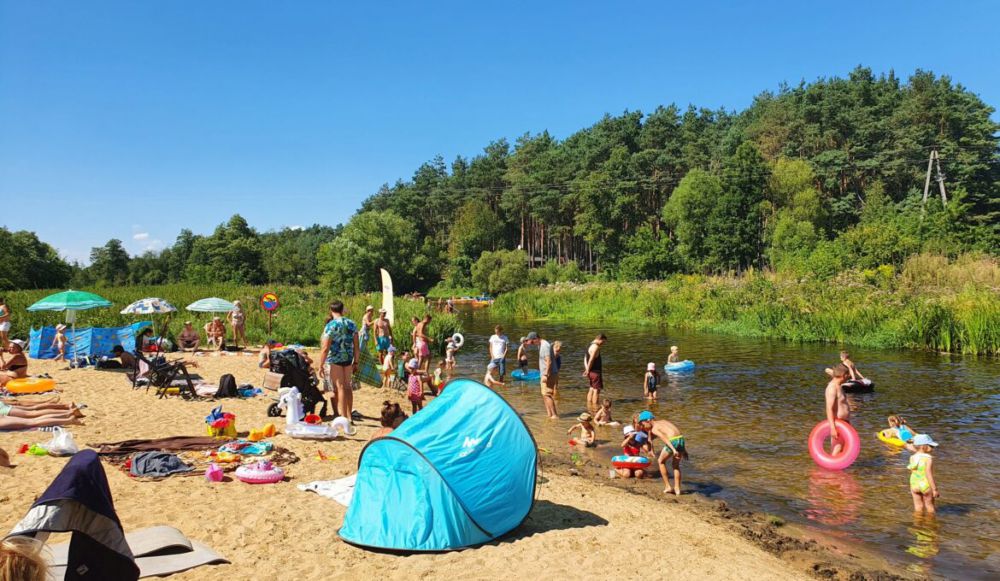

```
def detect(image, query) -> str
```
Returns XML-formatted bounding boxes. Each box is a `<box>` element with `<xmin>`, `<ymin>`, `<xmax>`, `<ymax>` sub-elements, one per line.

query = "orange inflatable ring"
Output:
<box><xmin>6</xmin><ymin>377</ymin><xmax>56</xmax><ymax>394</ymax></box>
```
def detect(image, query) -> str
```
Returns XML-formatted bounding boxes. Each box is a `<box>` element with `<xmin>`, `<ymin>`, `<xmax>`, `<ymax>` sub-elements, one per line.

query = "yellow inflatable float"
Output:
<box><xmin>5</xmin><ymin>377</ymin><xmax>56</xmax><ymax>394</ymax></box>
<box><xmin>876</xmin><ymin>429</ymin><xmax>906</xmax><ymax>447</ymax></box>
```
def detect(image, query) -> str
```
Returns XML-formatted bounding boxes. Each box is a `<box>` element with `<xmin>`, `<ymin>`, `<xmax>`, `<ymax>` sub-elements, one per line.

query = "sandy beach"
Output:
<box><xmin>1</xmin><ymin>354</ymin><xmax>907</xmax><ymax>580</ymax></box>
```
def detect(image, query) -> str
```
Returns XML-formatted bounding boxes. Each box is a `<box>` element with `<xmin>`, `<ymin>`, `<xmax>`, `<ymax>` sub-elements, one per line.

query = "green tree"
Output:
<box><xmin>317</xmin><ymin>211</ymin><xmax>422</xmax><ymax>294</ymax></box>
<box><xmin>706</xmin><ymin>142</ymin><xmax>768</xmax><ymax>272</ymax></box>
<box><xmin>662</xmin><ymin>169</ymin><xmax>722</xmax><ymax>268</ymax></box>
<box><xmin>0</xmin><ymin>228</ymin><xmax>72</xmax><ymax>290</ymax></box>
<box><xmin>89</xmin><ymin>239</ymin><xmax>131</xmax><ymax>286</ymax></box>
<box><xmin>471</xmin><ymin>249</ymin><xmax>530</xmax><ymax>295</ymax></box>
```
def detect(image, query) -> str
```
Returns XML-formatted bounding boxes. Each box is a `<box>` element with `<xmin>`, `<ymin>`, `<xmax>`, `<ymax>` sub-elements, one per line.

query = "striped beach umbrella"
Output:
<box><xmin>186</xmin><ymin>297</ymin><xmax>236</xmax><ymax>313</ymax></box>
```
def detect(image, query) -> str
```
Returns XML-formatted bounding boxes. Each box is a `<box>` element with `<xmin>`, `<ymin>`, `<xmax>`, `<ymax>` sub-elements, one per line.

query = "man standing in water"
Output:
<box><xmin>583</xmin><ymin>334</ymin><xmax>606</xmax><ymax>407</ymax></box>
<box><xmin>488</xmin><ymin>325</ymin><xmax>509</xmax><ymax>381</ymax></box>
<box><xmin>525</xmin><ymin>332</ymin><xmax>558</xmax><ymax>419</ymax></box>
<box><xmin>825</xmin><ymin>364</ymin><xmax>851</xmax><ymax>455</ymax></box>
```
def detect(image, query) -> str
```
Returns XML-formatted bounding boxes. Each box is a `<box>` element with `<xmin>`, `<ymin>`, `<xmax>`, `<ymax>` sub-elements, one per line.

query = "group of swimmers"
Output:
<box><xmin>826</xmin><ymin>351</ymin><xmax>940</xmax><ymax>513</ymax></box>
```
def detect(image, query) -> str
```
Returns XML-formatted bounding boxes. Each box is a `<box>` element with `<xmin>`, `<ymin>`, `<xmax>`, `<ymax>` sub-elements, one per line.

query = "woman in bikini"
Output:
<box><xmin>0</xmin><ymin>297</ymin><xmax>10</xmax><ymax>349</ymax></box>
<box><xmin>0</xmin><ymin>340</ymin><xmax>29</xmax><ymax>387</ymax></box>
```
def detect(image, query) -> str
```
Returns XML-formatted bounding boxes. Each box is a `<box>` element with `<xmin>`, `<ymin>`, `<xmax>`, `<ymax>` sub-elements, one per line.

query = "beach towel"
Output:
<box><xmin>353</xmin><ymin>346</ymin><xmax>382</xmax><ymax>388</ymax></box>
<box><xmin>6</xmin><ymin>449</ymin><xmax>141</xmax><ymax>580</ymax></box>
<box><xmin>46</xmin><ymin>526</ymin><xmax>228</xmax><ymax>579</ymax></box>
<box><xmin>91</xmin><ymin>436</ymin><xmax>223</xmax><ymax>455</ymax></box>
<box><xmin>129</xmin><ymin>452</ymin><xmax>193</xmax><ymax>478</ymax></box>
<box><xmin>298</xmin><ymin>474</ymin><xmax>357</xmax><ymax>507</ymax></box>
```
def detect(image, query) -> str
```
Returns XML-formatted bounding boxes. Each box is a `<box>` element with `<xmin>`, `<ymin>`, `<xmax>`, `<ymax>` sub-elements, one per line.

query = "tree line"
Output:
<box><xmin>3</xmin><ymin>67</ymin><xmax>997</xmax><ymax>294</ymax></box>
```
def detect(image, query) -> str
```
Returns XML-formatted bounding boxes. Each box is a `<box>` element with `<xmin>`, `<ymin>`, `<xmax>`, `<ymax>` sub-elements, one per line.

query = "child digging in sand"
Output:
<box><xmin>593</xmin><ymin>398</ymin><xmax>620</xmax><ymax>426</ymax></box>
<box><xmin>567</xmin><ymin>412</ymin><xmax>596</xmax><ymax>447</ymax></box>
<box><xmin>618</xmin><ymin>425</ymin><xmax>651</xmax><ymax>478</ymax></box>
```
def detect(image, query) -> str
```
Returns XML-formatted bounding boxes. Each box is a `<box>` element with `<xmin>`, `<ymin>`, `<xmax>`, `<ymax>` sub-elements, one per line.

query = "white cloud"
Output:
<box><xmin>133</xmin><ymin>232</ymin><xmax>150</xmax><ymax>241</ymax></box>
<box><xmin>287</xmin><ymin>225</ymin><xmax>304</xmax><ymax>231</ymax></box>
<box><xmin>144</xmin><ymin>239</ymin><xmax>164</xmax><ymax>251</ymax></box>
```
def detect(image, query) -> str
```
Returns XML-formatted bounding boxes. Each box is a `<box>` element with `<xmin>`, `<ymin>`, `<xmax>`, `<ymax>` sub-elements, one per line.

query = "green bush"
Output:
<box><xmin>471</xmin><ymin>250</ymin><xmax>531</xmax><ymax>295</ymax></box>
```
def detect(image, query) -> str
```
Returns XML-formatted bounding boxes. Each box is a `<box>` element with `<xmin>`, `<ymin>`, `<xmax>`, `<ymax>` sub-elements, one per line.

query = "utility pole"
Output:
<box><xmin>921</xmin><ymin>149</ymin><xmax>948</xmax><ymax>216</ymax></box>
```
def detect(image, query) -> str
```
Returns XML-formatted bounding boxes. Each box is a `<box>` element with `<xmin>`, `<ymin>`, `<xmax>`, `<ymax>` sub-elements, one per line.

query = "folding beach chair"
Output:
<box><xmin>133</xmin><ymin>351</ymin><xmax>196</xmax><ymax>399</ymax></box>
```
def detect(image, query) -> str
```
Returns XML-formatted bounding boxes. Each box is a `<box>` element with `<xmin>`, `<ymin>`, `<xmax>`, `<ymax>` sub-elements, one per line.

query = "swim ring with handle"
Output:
<box><xmin>450</xmin><ymin>333</ymin><xmax>464</xmax><ymax>349</ymax></box>
<box><xmin>6</xmin><ymin>377</ymin><xmax>56</xmax><ymax>394</ymax></box>
<box><xmin>611</xmin><ymin>455</ymin><xmax>650</xmax><ymax>470</ymax></box>
<box><xmin>876</xmin><ymin>429</ymin><xmax>906</xmax><ymax>447</ymax></box>
<box><xmin>664</xmin><ymin>360</ymin><xmax>695</xmax><ymax>373</ymax></box>
<box><xmin>808</xmin><ymin>419</ymin><xmax>860</xmax><ymax>470</ymax></box>
<box><xmin>235</xmin><ymin>460</ymin><xmax>285</xmax><ymax>484</ymax></box>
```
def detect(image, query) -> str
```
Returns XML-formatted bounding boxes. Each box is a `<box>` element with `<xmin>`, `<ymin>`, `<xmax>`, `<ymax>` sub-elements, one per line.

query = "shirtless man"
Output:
<box><xmin>825</xmin><ymin>364</ymin><xmax>851</xmax><ymax>455</ymax></box>
<box><xmin>582</xmin><ymin>334</ymin><xmax>607</xmax><ymax>407</ymax></box>
<box><xmin>374</xmin><ymin>308</ymin><xmax>393</xmax><ymax>362</ymax></box>
<box><xmin>639</xmin><ymin>411</ymin><xmax>689</xmax><ymax>495</ymax></box>
<box><xmin>177</xmin><ymin>322</ymin><xmax>200</xmax><ymax>352</ymax></box>
<box><xmin>413</xmin><ymin>314</ymin><xmax>433</xmax><ymax>374</ymax></box>
<box><xmin>839</xmin><ymin>351</ymin><xmax>866</xmax><ymax>382</ymax></box>
<box><xmin>360</xmin><ymin>305</ymin><xmax>375</xmax><ymax>349</ymax></box>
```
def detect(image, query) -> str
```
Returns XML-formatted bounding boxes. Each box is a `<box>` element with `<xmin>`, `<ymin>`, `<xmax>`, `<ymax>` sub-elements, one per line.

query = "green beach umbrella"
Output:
<box><xmin>186</xmin><ymin>297</ymin><xmax>236</xmax><ymax>313</ymax></box>
<box><xmin>26</xmin><ymin>290</ymin><xmax>113</xmax><ymax>359</ymax></box>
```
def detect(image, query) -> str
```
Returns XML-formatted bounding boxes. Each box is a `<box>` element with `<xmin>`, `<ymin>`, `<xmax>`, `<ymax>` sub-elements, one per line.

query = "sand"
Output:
<box><xmin>1</xmin><ymin>353</ymin><xmax>881</xmax><ymax>580</ymax></box>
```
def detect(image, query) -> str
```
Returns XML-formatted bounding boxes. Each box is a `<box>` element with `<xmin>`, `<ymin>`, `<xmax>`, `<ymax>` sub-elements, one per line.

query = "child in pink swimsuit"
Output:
<box><xmin>406</xmin><ymin>358</ymin><xmax>425</xmax><ymax>413</ymax></box>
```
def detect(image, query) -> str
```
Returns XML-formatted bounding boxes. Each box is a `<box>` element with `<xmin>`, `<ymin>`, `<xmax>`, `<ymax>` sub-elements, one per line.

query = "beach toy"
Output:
<box><xmin>510</xmin><ymin>369</ymin><xmax>541</xmax><ymax>381</ymax></box>
<box><xmin>215</xmin><ymin>452</ymin><xmax>240</xmax><ymax>463</ymax></box>
<box><xmin>876</xmin><ymin>429</ymin><xmax>906</xmax><ymax>447</ymax></box>
<box><xmin>205</xmin><ymin>463</ymin><xmax>224</xmax><ymax>482</ymax></box>
<box><xmin>263</xmin><ymin>423</ymin><xmax>277</xmax><ymax>437</ymax></box>
<box><xmin>611</xmin><ymin>455</ymin><xmax>651</xmax><ymax>470</ymax></box>
<box><xmin>6</xmin><ymin>377</ymin><xmax>56</xmax><ymax>394</ymax></box>
<box><xmin>664</xmin><ymin>360</ymin><xmax>695</xmax><ymax>373</ymax></box>
<box><xmin>247</xmin><ymin>429</ymin><xmax>265</xmax><ymax>442</ymax></box>
<box><xmin>27</xmin><ymin>444</ymin><xmax>49</xmax><ymax>456</ymax></box>
<box><xmin>842</xmin><ymin>379</ymin><xmax>875</xmax><ymax>393</ymax></box>
<box><xmin>330</xmin><ymin>416</ymin><xmax>355</xmax><ymax>437</ymax></box>
<box><xmin>286</xmin><ymin>422</ymin><xmax>338</xmax><ymax>440</ymax></box>
<box><xmin>808</xmin><ymin>419</ymin><xmax>861</xmax><ymax>470</ymax></box>
<box><xmin>235</xmin><ymin>460</ymin><xmax>285</xmax><ymax>484</ymax></box>
<box><xmin>304</xmin><ymin>413</ymin><xmax>322</xmax><ymax>425</ymax></box>
<box><xmin>205</xmin><ymin>406</ymin><xmax>237</xmax><ymax>438</ymax></box>
<box><xmin>315</xmin><ymin>450</ymin><xmax>338</xmax><ymax>461</ymax></box>
<box><xmin>450</xmin><ymin>333</ymin><xmax>465</xmax><ymax>349</ymax></box>
<box><xmin>17</xmin><ymin>444</ymin><xmax>29</xmax><ymax>454</ymax></box>
<box><xmin>278</xmin><ymin>387</ymin><xmax>304</xmax><ymax>426</ymax></box>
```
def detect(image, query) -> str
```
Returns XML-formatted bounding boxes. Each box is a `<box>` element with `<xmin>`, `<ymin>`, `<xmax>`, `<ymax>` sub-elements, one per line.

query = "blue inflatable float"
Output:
<box><xmin>510</xmin><ymin>369</ymin><xmax>541</xmax><ymax>381</ymax></box>
<box><xmin>664</xmin><ymin>360</ymin><xmax>695</xmax><ymax>373</ymax></box>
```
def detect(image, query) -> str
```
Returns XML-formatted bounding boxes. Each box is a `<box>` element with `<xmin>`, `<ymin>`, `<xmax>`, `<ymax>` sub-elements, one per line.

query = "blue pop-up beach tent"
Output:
<box><xmin>339</xmin><ymin>378</ymin><xmax>537</xmax><ymax>551</ymax></box>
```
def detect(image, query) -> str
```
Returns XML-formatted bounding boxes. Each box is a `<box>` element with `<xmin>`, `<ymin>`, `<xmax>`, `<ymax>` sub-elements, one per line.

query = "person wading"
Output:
<box><xmin>583</xmin><ymin>333</ymin><xmax>606</xmax><ymax>407</ymax></box>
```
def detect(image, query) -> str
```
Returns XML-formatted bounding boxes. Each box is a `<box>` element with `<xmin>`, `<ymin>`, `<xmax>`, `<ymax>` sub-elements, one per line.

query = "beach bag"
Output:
<box><xmin>216</xmin><ymin>374</ymin><xmax>239</xmax><ymax>398</ymax></box>
<box><xmin>44</xmin><ymin>427</ymin><xmax>79</xmax><ymax>456</ymax></box>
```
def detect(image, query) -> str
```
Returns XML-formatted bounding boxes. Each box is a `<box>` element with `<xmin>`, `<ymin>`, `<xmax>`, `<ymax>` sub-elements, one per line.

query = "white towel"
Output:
<box><xmin>297</xmin><ymin>474</ymin><xmax>357</xmax><ymax>507</ymax></box>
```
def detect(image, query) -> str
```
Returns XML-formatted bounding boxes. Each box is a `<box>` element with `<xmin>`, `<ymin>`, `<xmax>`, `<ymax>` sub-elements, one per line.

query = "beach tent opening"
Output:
<box><xmin>339</xmin><ymin>379</ymin><xmax>537</xmax><ymax>551</ymax></box>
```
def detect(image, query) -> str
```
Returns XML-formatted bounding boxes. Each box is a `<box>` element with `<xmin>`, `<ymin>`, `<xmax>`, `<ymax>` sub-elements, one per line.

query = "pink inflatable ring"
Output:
<box><xmin>808</xmin><ymin>419</ymin><xmax>860</xmax><ymax>470</ymax></box>
<box><xmin>235</xmin><ymin>460</ymin><xmax>285</xmax><ymax>484</ymax></box>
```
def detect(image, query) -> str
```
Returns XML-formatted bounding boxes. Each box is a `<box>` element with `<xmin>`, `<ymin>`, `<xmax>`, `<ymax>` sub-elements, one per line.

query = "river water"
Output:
<box><xmin>445</xmin><ymin>307</ymin><xmax>999</xmax><ymax>579</ymax></box>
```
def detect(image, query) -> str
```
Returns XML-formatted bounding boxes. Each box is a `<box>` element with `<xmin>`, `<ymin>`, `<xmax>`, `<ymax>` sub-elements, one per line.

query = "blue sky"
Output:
<box><xmin>2</xmin><ymin>0</ymin><xmax>998</xmax><ymax>263</ymax></box>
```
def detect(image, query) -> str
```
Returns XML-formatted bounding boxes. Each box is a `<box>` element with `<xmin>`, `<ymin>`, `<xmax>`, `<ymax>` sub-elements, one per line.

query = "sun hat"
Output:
<box><xmin>407</xmin><ymin>358</ymin><xmax>419</xmax><ymax>369</ymax></box>
<box><xmin>622</xmin><ymin>425</ymin><xmax>635</xmax><ymax>436</ymax></box>
<box><xmin>365</xmin><ymin>305</ymin><xmax>374</xmax><ymax>311</ymax></box>
<box><xmin>525</xmin><ymin>332</ymin><xmax>539</xmax><ymax>340</ymax></box>
<box><xmin>912</xmin><ymin>434</ymin><xmax>938</xmax><ymax>447</ymax></box>
<box><xmin>9</xmin><ymin>339</ymin><xmax>26</xmax><ymax>350</ymax></box>
<box><xmin>185</xmin><ymin>321</ymin><xmax>192</xmax><ymax>325</ymax></box>
<box><xmin>646</xmin><ymin>362</ymin><xmax>655</xmax><ymax>371</ymax></box>
<box><xmin>638</xmin><ymin>411</ymin><xmax>654</xmax><ymax>422</ymax></box>
<box><xmin>379</xmin><ymin>307</ymin><xmax>387</xmax><ymax>313</ymax></box>
<box><xmin>578</xmin><ymin>412</ymin><xmax>592</xmax><ymax>422</ymax></box>
<box><xmin>487</xmin><ymin>362</ymin><xmax>498</xmax><ymax>370</ymax></box>
<box><xmin>634</xmin><ymin>432</ymin><xmax>648</xmax><ymax>444</ymax></box>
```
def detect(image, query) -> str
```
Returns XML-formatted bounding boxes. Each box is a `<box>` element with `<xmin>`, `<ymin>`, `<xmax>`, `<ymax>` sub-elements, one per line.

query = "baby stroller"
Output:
<box><xmin>264</xmin><ymin>348</ymin><xmax>327</xmax><ymax>418</ymax></box>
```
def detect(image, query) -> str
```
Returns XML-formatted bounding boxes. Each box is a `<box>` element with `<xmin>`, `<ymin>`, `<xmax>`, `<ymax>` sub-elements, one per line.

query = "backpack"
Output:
<box><xmin>216</xmin><ymin>374</ymin><xmax>239</xmax><ymax>398</ymax></box>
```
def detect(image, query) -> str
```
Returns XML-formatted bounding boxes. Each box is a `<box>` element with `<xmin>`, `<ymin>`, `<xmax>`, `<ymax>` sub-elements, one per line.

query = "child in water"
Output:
<box><xmin>52</xmin><ymin>324</ymin><xmax>68</xmax><ymax>361</ymax></box>
<box><xmin>885</xmin><ymin>415</ymin><xmax>917</xmax><ymax>442</ymax></box>
<box><xmin>907</xmin><ymin>434</ymin><xmax>940</xmax><ymax>513</ymax></box>
<box><xmin>406</xmin><ymin>358</ymin><xmax>425</xmax><ymax>413</ymax></box>
<box><xmin>568</xmin><ymin>412</ymin><xmax>596</xmax><ymax>447</ymax></box>
<box><xmin>667</xmin><ymin>346</ymin><xmax>681</xmax><ymax>364</ymax></box>
<box><xmin>840</xmin><ymin>351</ymin><xmax>866</xmax><ymax>381</ymax></box>
<box><xmin>432</xmin><ymin>360</ymin><xmax>446</xmax><ymax>394</ymax></box>
<box><xmin>516</xmin><ymin>338</ymin><xmax>529</xmax><ymax>373</ymax></box>
<box><xmin>643</xmin><ymin>362</ymin><xmax>659</xmax><ymax>400</ymax></box>
<box><xmin>484</xmin><ymin>362</ymin><xmax>505</xmax><ymax>388</ymax></box>
<box><xmin>593</xmin><ymin>398</ymin><xmax>620</xmax><ymax>426</ymax></box>
<box><xmin>445</xmin><ymin>339</ymin><xmax>457</xmax><ymax>371</ymax></box>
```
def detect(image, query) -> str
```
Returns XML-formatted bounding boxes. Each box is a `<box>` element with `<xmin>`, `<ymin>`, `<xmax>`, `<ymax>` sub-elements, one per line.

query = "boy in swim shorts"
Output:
<box><xmin>639</xmin><ymin>411</ymin><xmax>688</xmax><ymax>495</ymax></box>
<box><xmin>568</xmin><ymin>412</ymin><xmax>596</xmax><ymax>447</ymax></box>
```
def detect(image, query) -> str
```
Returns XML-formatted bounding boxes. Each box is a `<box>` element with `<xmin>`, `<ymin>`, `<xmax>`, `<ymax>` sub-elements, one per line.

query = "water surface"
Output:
<box><xmin>447</xmin><ymin>308</ymin><xmax>999</xmax><ymax>579</ymax></box>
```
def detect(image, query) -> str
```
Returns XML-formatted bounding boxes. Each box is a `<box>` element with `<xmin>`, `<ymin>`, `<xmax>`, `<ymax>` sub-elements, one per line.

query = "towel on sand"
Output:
<box><xmin>298</xmin><ymin>474</ymin><xmax>357</xmax><ymax>507</ymax></box>
<box><xmin>129</xmin><ymin>451</ymin><xmax>193</xmax><ymax>478</ymax></box>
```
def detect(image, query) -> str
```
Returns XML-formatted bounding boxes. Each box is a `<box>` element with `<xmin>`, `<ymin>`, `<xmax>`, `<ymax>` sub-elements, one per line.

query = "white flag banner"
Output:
<box><xmin>380</xmin><ymin>268</ymin><xmax>394</xmax><ymax>324</ymax></box>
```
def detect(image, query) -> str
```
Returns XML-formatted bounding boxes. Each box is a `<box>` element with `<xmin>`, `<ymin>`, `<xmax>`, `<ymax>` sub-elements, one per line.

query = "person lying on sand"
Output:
<box><xmin>639</xmin><ymin>411</ymin><xmax>688</xmax><ymax>495</ymax></box>
<box><xmin>0</xmin><ymin>400</ymin><xmax>84</xmax><ymax>430</ymax></box>
<box><xmin>568</xmin><ymin>412</ymin><xmax>596</xmax><ymax>447</ymax></box>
